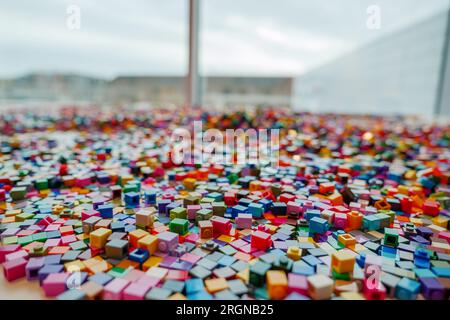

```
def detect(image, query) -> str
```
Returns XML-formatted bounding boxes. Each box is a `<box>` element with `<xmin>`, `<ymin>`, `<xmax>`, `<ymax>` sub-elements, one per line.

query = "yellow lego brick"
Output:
<box><xmin>168</xmin><ymin>293</ymin><xmax>187</xmax><ymax>300</ymax></box>
<box><xmin>5</xmin><ymin>209</ymin><xmax>21</xmax><ymax>217</ymax></box>
<box><xmin>64</xmin><ymin>260</ymin><xmax>87</xmax><ymax>272</ymax></box>
<box><xmin>142</xmin><ymin>256</ymin><xmax>163</xmax><ymax>271</ymax></box>
<box><xmin>340</xmin><ymin>292</ymin><xmax>366</xmax><ymax>300</ymax></box>
<box><xmin>217</xmin><ymin>235</ymin><xmax>234</xmax><ymax>243</ymax></box>
<box><xmin>138</xmin><ymin>234</ymin><xmax>159</xmax><ymax>255</ymax></box>
<box><xmin>89</xmin><ymin>227</ymin><xmax>112</xmax><ymax>248</ymax></box>
<box><xmin>236</xmin><ymin>268</ymin><xmax>249</xmax><ymax>284</ymax></box>
<box><xmin>331</xmin><ymin>250</ymin><xmax>356</xmax><ymax>274</ymax></box>
<box><xmin>205</xmin><ymin>278</ymin><xmax>228</xmax><ymax>293</ymax></box>
<box><xmin>432</xmin><ymin>216</ymin><xmax>450</xmax><ymax>228</ymax></box>
<box><xmin>129</xmin><ymin>228</ymin><xmax>149</xmax><ymax>247</ymax></box>
<box><xmin>287</xmin><ymin>246</ymin><xmax>302</xmax><ymax>261</ymax></box>
<box><xmin>183</xmin><ymin>178</ymin><xmax>197</xmax><ymax>190</ymax></box>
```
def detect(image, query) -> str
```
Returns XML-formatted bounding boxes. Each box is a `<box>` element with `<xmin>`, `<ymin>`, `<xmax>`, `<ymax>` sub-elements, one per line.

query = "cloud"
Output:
<box><xmin>0</xmin><ymin>0</ymin><xmax>448</xmax><ymax>78</ymax></box>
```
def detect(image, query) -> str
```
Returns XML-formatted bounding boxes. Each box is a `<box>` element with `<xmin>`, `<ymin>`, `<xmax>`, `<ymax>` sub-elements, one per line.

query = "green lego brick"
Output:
<box><xmin>15</xmin><ymin>212</ymin><xmax>35</xmax><ymax>222</ymax></box>
<box><xmin>17</xmin><ymin>235</ymin><xmax>34</xmax><ymax>246</ymax></box>
<box><xmin>170</xmin><ymin>207</ymin><xmax>187</xmax><ymax>220</ymax></box>
<box><xmin>249</xmin><ymin>261</ymin><xmax>271</xmax><ymax>287</ymax></box>
<box><xmin>2</xmin><ymin>236</ymin><xmax>18</xmax><ymax>245</ymax></box>
<box><xmin>32</xmin><ymin>232</ymin><xmax>47</xmax><ymax>242</ymax></box>
<box><xmin>107</xmin><ymin>267</ymin><xmax>130</xmax><ymax>278</ymax></box>
<box><xmin>169</xmin><ymin>218</ymin><xmax>189</xmax><ymax>235</ymax></box>
<box><xmin>35</xmin><ymin>178</ymin><xmax>49</xmax><ymax>190</ymax></box>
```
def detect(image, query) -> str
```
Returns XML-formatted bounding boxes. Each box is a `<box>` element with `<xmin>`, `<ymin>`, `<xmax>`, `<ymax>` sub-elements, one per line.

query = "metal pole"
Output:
<box><xmin>434</xmin><ymin>8</ymin><xmax>450</xmax><ymax>116</ymax></box>
<box><xmin>187</xmin><ymin>0</ymin><xmax>201</xmax><ymax>107</ymax></box>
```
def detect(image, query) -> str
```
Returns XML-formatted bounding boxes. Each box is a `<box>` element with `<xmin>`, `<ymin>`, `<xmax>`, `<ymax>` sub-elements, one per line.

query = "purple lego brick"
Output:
<box><xmin>159</xmin><ymin>256</ymin><xmax>178</xmax><ymax>269</ymax></box>
<box><xmin>157</xmin><ymin>231</ymin><xmax>179</xmax><ymax>253</ymax></box>
<box><xmin>44</xmin><ymin>254</ymin><xmax>62</xmax><ymax>265</ymax></box>
<box><xmin>170</xmin><ymin>260</ymin><xmax>194</xmax><ymax>271</ymax></box>
<box><xmin>416</xmin><ymin>226</ymin><xmax>433</xmax><ymax>239</ymax></box>
<box><xmin>419</xmin><ymin>277</ymin><xmax>445</xmax><ymax>300</ymax></box>
<box><xmin>1</xmin><ymin>228</ymin><xmax>20</xmax><ymax>240</ymax></box>
<box><xmin>411</xmin><ymin>235</ymin><xmax>431</xmax><ymax>245</ymax></box>
<box><xmin>26</xmin><ymin>257</ymin><xmax>45</xmax><ymax>280</ymax></box>
<box><xmin>38</xmin><ymin>264</ymin><xmax>64</xmax><ymax>284</ymax></box>
<box><xmin>157</xmin><ymin>199</ymin><xmax>171</xmax><ymax>214</ymax></box>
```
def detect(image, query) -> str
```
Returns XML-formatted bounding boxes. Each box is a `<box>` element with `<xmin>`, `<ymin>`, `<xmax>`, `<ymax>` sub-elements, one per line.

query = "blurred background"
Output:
<box><xmin>0</xmin><ymin>0</ymin><xmax>449</xmax><ymax>117</ymax></box>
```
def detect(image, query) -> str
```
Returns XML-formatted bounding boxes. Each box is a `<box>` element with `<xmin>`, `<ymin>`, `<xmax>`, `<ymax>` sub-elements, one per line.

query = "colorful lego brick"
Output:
<box><xmin>266</xmin><ymin>270</ymin><xmax>288</xmax><ymax>300</ymax></box>
<box><xmin>2</xmin><ymin>257</ymin><xmax>27</xmax><ymax>281</ymax></box>
<box><xmin>137</xmin><ymin>235</ymin><xmax>159</xmax><ymax>255</ymax></box>
<box><xmin>211</xmin><ymin>216</ymin><xmax>232</xmax><ymax>236</ymax></box>
<box><xmin>251</xmin><ymin>230</ymin><xmax>272</xmax><ymax>251</ymax></box>
<box><xmin>89</xmin><ymin>227</ymin><xmax>112</xmax><ymax>249</ymax></box>
<box><xmin>307</xmin><ymin>274</ymin><xmax>334</xmax><ymax>300</ymax></box>
<box><xmin>309</xmin><ymin>217</ymin><xmax>329</xmax><ymax>235</ymax></box>
<box><xmin>169</xmin><ymin>218</ymin><xmax>189</xmax><ymax>236</ymax></box>
<box><xmin>156</xmin><ymin>231</ymin><xmax>179</xmax><ymax>253</ymax></box>
<box><xmin>235</xmin><ymin>213</ymin><xmax>252</xmax><ymax>229</ymax></box>
<box><xmin>198</xmin><ymin>220</ymin><xmax>213</xmax><ymax>239</ymax></box>
<box><xmin>42</xmin><ymin>272</ymin><xmax>69</xmax><ymax>297</ymax></box>
<box><xmin>331</xmin><ymin>250</ymin><xmax>356</xmax><ymax>274</ymax></box>
<box><xmin>170</xmin><ymin>207</ymin><xmax>187</xmax><ymax>221</ymax></box>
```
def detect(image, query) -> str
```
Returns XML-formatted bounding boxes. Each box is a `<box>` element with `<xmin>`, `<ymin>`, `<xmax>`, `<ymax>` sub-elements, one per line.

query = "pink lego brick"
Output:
<box><xmin>5</xmin><ymin>249</ymin><xmax>29</xmax><ymax>262</ymax></box>
<box><xmin>288</xmin><ymin>273</ymin><xmax>308</xmax><ymax>295</ymax></box>
<box><xmin>363</xmin><ymin>278</ymin><xmax>386</xmax><ymax>300</ymax></box>
<box><xmin>44</xmin><ymin>238</ymin><xmax>61</xmax><ymax>248</ymax></box>
<box><xmin>184</xmin><ymin>232</ymin><xmax>199</xmax><ymax>244</ymax></box>
<box><xmin>122</xmin><ymin>281</ymin><xmax>153</xmax><ymax>300</ymax></box>
<box><xmin>103</xmin><ymin>278</ymin><xmax>130</xmax><ymax>300</ymax></box>
<box><xmin>333</xmin><ymin>212</ymin><xmax>348</xmax><ymax>229</ymax></box>
<box><xmin>235</xmin><ymin>213</ymin><xmax>252</xmax><ymax>229</ymax></box>
<box><xmin>135</xmin><ymin>275</ymin><xmax>160</xmax><ymax>287</ymax></box>
<box><xmin>81</xmin><ymin>210</ymin><xmax>100</xmax><ymax>221</ymax></box>
<box><xmin>61</xmin><ymin>234</ymin><xmax>77</xmax><ymax>245</ymax></box>
<box><xmin>37</xmin><ymin>215</ymin><xmax>54</xmax><ymax>227</ymax></box>
<box><xmin>123</xmin><ymin>269</ymin><xmax>145</xmax><ymax>282</ymax></box>
<box><xmin>180</xmin><ymin>252</ymin><xmax>202</xmax><ymax>264</ymax></box>
<box><xmin>42</xmin><ymin>273</ymin><xmax>69</xmax><ymax>297</ymax></box>
<box><xmin>286</xmin><ymin>201</ymin><xmax>302</xmax><ymax>217</ymax></box>
<box><xmin>0</xmin><ymin>244</ymin><xmax>21</xmax><ymax>263</ymax></box>
<box><xmin>2</xmin><ymin>258</ymin><xmax>28</xmax><ymax>281</ymax></box>
<box><xmin>45</xmin><ymin>224</ymin><xmax>60</xmax><ymax>232</ymax></box>
<box><xmin>76</xmin><ymin>176</ymin><xmax>92</xmax><ymax>188</ymax></box>
<box><xmin>187</xmin><ymin>205</ymin><xmax>201</xmax><ymax>220</ymax></box>
<box><xmin>438</xmin><ymin>231</ymin><xmax>450</xmax><ymax>244</ymax></box>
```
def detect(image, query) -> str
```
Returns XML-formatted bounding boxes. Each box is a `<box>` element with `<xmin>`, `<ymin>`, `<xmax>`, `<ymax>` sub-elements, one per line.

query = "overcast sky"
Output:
<box><xmin>0</xmin><ymin>0</ymin><xmax>448</xmax><ymax>79</ymax></box>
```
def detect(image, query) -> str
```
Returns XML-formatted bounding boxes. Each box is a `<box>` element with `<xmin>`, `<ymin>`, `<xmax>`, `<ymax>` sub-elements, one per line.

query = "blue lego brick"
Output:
<box><xmin>309</xmin><ymin>217</ymin><xmax>329</xmax><ymax>234</ymax></box>
<box><xmin>128</xmin><ymin>248</ymin><xmax>149</xmax><ymax>264</ymax></box>
<box><xmin>395</xmin><ymin>277</ymin><xmax>421</xmax><ymax>300</ymax></box>
<box><xmin>185</xmin><ymin>278</ymin><xmax>204</xmax><ymax>294</ymax></box>
<box><xmin>98</xmin><ymin>203</ymin><xmax>113</xmax><ymax>218</ymax></box>
<box><xmin>304</xmin><ymin>209</ymin><xmax>321</xmax><ymax>221</ymax></box>
<box><xmin>248</xmin><ymin>202</ymin><xmax>264</xmax><ymax>218</ymax></box>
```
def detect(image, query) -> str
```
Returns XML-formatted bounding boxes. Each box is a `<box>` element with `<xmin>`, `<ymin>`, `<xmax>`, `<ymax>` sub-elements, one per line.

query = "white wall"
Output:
<box><xmin>293</xmin><ymin>11</ymin><xmax>449</xmax><ymax>117</ymax></box>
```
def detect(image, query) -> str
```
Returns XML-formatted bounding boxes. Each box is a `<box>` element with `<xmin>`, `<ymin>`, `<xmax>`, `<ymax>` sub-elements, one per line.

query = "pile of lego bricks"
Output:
<box><xmin>0</xmin><ymin>106</ymin><xmax>449</xmax><ymax>300</ymax></box>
